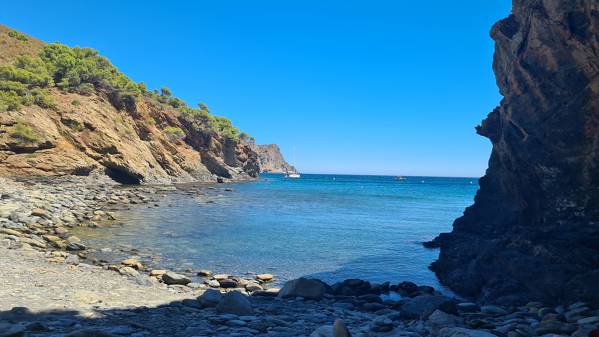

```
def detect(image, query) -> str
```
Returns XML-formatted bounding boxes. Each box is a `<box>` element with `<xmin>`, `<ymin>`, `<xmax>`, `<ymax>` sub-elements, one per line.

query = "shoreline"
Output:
<box><xmin>1</xmin><ymin>176</ymin><xmax>598</xmax><ymax>336</ymax></box>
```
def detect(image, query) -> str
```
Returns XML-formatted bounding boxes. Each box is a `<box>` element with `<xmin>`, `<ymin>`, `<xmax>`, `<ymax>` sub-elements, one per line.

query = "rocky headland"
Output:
<box><xmin>0</xmin><ymin>24</ymin><xmax>259</xmax><ymax>185</ymax></box>
<box><xmin>255</xmin><ymin>144</ymin><xmax>298</xmax><ymax>174</ymax></box>
<box><xmin>427</xmin><ymin>0</ymin><xmax>599</xmax><ymax>307</ymax></box>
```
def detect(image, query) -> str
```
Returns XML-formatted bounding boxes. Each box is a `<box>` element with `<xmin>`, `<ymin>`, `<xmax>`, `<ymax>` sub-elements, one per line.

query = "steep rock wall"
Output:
<box><xmin>429</xmin><ymin>0</ymin><xmax>599</xmax><ymax>305</ymax></box>
<box><xmin>255</xmin><ymin>144</ymin><xmax>297</xmax><ymax>174</ymax></box>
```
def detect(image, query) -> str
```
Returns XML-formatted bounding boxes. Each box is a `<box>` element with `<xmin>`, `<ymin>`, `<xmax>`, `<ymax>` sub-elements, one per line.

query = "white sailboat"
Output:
<box><xmin>285</xmin><ymin>147</ymin><xmax>301</xmax><ymax>179</ymax></box>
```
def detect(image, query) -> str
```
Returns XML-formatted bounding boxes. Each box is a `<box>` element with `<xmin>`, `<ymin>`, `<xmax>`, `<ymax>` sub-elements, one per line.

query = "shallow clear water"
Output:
<box><xmin>77</xmin><ymin>174</ymin><xmax>478</xmax><ymax>289</ymax></box>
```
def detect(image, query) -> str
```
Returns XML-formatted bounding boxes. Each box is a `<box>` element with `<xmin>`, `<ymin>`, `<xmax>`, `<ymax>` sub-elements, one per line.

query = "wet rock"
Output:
<box><xmin>278</xmin><ymin>278</ymin><xmax>326</xmax><ymax>300</ymax></box>
<box><xmin>331</xmin><ymin>279</ymin><xmax>372</xmax><ymax>296</ymax></box>
<box><xmin>162</xmin><ymin>272</ymin><xmax>191</xmax><ymax>285</ymax></box>
<box><xmin>121</xmin><ymin>258</ymin><xmax>143</xmax><ymax>270</ymax></box>
<box><xmin>197</xmin><ymin>269</ymin><xmax>212</xmax><ymax>277</ymax></box>
<box><xmin>218</xmin><ymin>278</ymin><xmax>238</xmax><ymax>288</ymax></box>
<box><xmin>245</xmin><ymin>282</ymin><xmax>263</xmax><ymax>292</ymax></box>
<box><xmin>256</xmin><ymin>273</ymin><xmax>273</xmax><ymax>282</ymax></box>
<box><xmin>66</xmin><ymin>242</ymin><xmax>86</xmax><ymax>251</ymax></box>
<box><xmin>216</xmin><ymin>291</ymin><xmax>253</xmax><ymax>315</ymax></box>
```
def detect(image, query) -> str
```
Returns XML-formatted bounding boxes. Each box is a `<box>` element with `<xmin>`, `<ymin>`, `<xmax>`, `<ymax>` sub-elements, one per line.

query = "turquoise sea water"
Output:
<box><xmin>79</xmin><ymin>174</ymin><xmax>479</xmax><ymax>289</ymax></box>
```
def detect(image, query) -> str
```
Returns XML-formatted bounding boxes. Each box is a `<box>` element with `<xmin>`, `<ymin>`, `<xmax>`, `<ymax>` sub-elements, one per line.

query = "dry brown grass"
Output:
<box><xmin>0</xmin><ymin>24</ymin><xmax>45</xmax><ymax>65</ymax></box>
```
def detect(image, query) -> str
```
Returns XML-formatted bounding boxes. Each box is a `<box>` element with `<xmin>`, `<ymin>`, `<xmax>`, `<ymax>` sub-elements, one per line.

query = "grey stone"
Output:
<box><xmin>199</xmin><ymin>289</ymin><xmax>222</xmax><ymax>307</ymax></box>
<box><xmin>333</xmin><ymin>319</ymin><xmax>351</xmax><ymax>337</ymax></box>
<box><xmin>278</xmin><ymin>278</ymin><xmax>326</xmax><ymax>300</ymax></box>
<box><xmin>481</xmin><ymin>305</ymin><xmax>509</xmax><ymax>316</ymax></box>
<box><xmin>428</xmin><ymin>309</ymin><xmax>464</xmax><ymax>334</ymax></box>
<box><xmin>400</xmin><ymin>295</ymin><xmax>452</xmax><ymax>319</ymax></box>
<box><xmin>216</xmin><ymin>291</ymin><xmax>253</xmax><ymax>315</ymax></box>
<box><xmin>162</xmin><ymin>272</ymin><xmax>191</xmax><ymax>285</ymax></box>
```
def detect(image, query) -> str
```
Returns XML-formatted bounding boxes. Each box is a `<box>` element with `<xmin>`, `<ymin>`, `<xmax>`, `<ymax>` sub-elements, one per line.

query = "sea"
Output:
<box><xmin>75</xmin><ymin>173</ymin><xmax>479</xmax><ymax>290</ymax></box>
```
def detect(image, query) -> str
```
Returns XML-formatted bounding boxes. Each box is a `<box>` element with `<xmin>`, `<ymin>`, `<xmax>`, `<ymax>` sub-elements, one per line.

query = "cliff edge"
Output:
<box><xmin>429</xmin><ymin>0</ymin><xmax>599</xmax><ymax>306</ymax></box>
<box><xmin>256</xmin><ymin>144</ymin><xmax>297</xmax><ymax>174</ymax></box>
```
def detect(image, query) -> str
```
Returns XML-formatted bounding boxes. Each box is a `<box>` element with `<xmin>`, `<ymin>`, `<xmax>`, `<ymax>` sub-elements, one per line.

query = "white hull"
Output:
<box><xmin>286</xmin><ymin>173</ymin><xmax>301</xmax><ymax>178</ymax></box>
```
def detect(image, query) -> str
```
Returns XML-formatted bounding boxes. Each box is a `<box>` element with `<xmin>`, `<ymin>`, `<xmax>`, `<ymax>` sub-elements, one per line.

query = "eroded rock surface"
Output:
<box><xmin>255</xmin><ymin>144</ymin><xmax>297</xmax><ymax>174</ymax></box>
<box><xmin>429</xmin><ymin>0</ymin><xmax>599</xmax><ymax>305</ymax></box>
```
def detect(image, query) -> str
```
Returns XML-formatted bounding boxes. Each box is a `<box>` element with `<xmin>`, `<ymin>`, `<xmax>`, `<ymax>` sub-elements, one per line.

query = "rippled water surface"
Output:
<box><xmin>77</xmin><ymin>174</ymin><xmax>479</xmax><ymax>288</ymax></box>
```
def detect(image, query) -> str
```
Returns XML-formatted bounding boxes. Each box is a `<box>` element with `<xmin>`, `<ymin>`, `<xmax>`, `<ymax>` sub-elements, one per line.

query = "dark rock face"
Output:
<box><xmin>429</xmin><ymin>0</ymin><xmax>599</xmax><ymax>305</ymax></box>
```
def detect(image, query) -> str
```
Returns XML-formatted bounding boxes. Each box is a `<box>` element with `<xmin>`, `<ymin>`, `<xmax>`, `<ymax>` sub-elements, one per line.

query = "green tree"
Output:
<box><xmin>160</xmin><ymin>86</ymin><xmax>172</xmax><ymax>97</ymax></box>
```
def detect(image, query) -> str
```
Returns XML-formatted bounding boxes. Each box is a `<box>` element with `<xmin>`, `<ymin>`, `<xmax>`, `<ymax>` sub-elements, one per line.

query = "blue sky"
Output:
<box><xmin>1</xmin><ymin>1</ymin><xmax>511</xmax><ymax>177</ymax></box>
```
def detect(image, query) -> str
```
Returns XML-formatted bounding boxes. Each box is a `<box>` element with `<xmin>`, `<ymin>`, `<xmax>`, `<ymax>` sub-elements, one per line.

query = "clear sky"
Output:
<box><xmin>1</xmin><ymin>0</ymin><xmax>512</xmax><ymax>177</ymax></box>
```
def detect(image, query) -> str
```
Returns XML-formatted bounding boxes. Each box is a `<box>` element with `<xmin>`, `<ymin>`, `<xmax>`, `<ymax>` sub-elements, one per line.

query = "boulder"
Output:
<box><xmin>428</xmin><ymin>309</ymin><xmax>464</xmax><ymax>334</ymax></box>
<box><xmin>218</xmin><ymin>278</ymin><xmax>238</xmax><ymax>288</ymax></box>
<box><xmin>400</xmin><ymin>295</ymin><xmax>453</xmax><ymax>319</ymax></box>
<box><xmin>216</xmin><ymin>291</ymin><xmax>253</xmax><ymax>315</ymax></box>
<box><xmin>198</xmin><ymin>289</ymin><xmax>222</xmax><ymax>307</ymax></box>
<box><xmin>333</xmin><ymin>319</ymin><xmax>351</xmax><ymax>337</ymax></box>
<box><xmin>331</xmin><ymin>279</ymin><xmax>372</xmax><ymax>296</ymax></box>
<box><xmin>162</xmin><ymin>272</ymin><xmax>191</xmax><ymax>285</ymax></box>
<box><xmin>278</xmin><ymin>278</ymin><xmax>326</xmax><ymax>300</ymax></box>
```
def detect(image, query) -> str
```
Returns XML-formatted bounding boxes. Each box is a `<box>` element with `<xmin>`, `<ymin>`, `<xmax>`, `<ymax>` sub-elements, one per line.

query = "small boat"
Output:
<box><xmin>285</xmin><ymin>147</ymin><xmax>301</xmax><ymax>178</ymax></box>
<box><xmin>395</xmin><ymin>176</ymin><xmax>406</xmax><ymax>181</ymax></box>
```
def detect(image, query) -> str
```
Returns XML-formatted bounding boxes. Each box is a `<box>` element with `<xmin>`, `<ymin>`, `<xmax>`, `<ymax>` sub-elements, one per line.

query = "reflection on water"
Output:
<box><xmin>75</xmin><ymin>174</ymin><xmax>478</xmax><ymax>289</ymax></box>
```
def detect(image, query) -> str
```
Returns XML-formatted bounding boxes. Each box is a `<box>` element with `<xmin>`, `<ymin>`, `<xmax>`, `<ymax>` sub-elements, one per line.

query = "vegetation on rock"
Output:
<box><xmin>8</xmin><ymin>122</ymin><xmax>38</xmax><ymax>142</ymax></box>
<box><xmin>7</xmin><ymin>30</ymin><xmax>28</xmax><ymax>42</ymax></box>
<box><xmin>162</xmin><ymin>126</ymin><xmax>186</xmax><ymax>141</ymax></box>
<box><xmin>0</xmin><ymin>27</ymin><xmax>247</xmax><ymax>143</ymax></box>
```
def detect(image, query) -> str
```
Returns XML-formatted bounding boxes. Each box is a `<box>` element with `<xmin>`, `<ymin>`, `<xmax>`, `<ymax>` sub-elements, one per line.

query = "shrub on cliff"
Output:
<box><xmin>0</xmin><ymin>43</ymin><xmax>139</xmax><ymax>112</ymax></box>
<box><xmin>40</xmin><ymin>43</ymin><xmax>141</xmax><ymax>108</ymax></box>
<box><xmin>7</xmin><ymin>30</ymin><xmax>28</xmax><ymax>42</ymax></box>
<box><xmin>163</xmin><ymin>126</ymin><xmax>186</xmax><ymax>141</ymax></box>
<box><xmin>9</xmin><ymin>122</ymin><xmax>38</xmax><ymax>142</ymax></box>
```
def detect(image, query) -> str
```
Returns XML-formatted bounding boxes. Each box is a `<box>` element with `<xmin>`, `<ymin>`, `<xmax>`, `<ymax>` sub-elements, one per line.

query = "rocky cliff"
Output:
<box><xmin>0</xmin><ymin>25</ymin><xmax>259</xmax><ymax>184</ymax></box>
<box><xmin>255</xmin><ymin>144</ymin><xmax>297</xmax><ymax>174</ymax></box>
<box><xmin>428</xmin><ymin>0</ymin><xmax>599</xmax><ymax>306</ymax></box>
